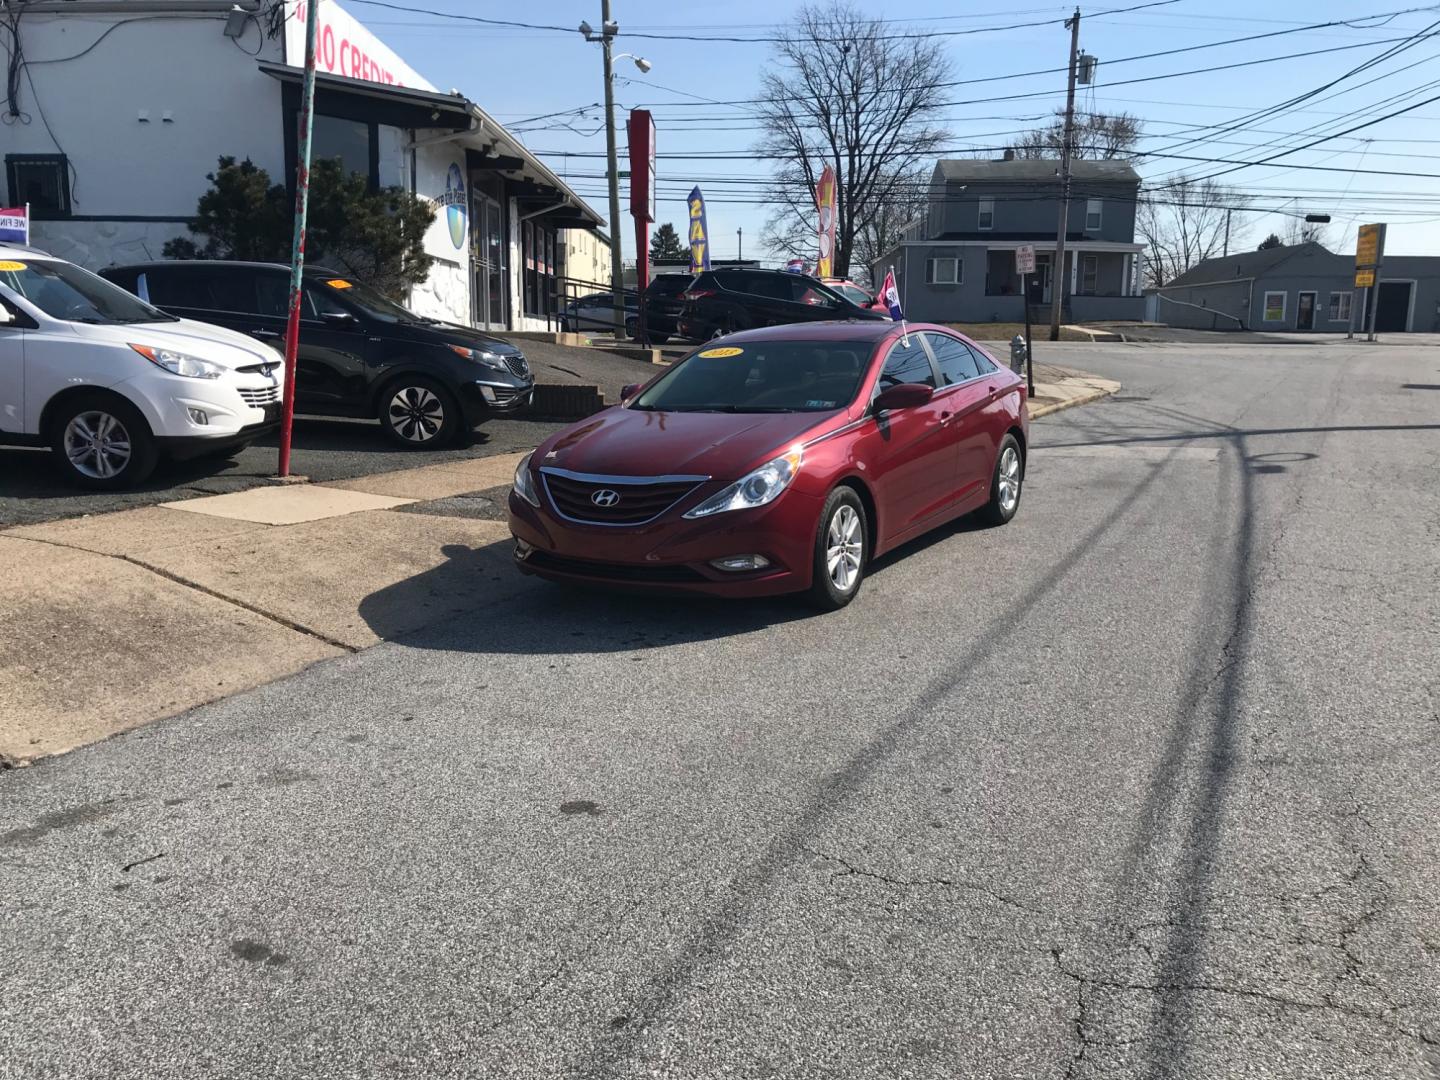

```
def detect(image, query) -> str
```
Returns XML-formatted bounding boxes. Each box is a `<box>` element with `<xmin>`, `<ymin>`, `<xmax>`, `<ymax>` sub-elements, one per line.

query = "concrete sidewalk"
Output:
<box><xmin>0</xmin><ymin>365</ymin><xmax>1116</xmax><ymax>765</ymax></box>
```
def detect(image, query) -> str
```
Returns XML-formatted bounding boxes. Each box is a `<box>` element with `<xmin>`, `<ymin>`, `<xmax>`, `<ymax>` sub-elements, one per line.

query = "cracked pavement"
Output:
<box><xmin>2</xmin><ymin>342</ymin><xmax>1438</xmax><ymax>1078</ymax></box>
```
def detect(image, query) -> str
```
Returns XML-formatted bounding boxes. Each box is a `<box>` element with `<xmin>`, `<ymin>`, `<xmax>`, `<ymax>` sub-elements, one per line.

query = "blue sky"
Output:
<box><xmin>356</xmin><ymin>0</ymin><xmax>1440</xmax><ymax>266</ymax></box>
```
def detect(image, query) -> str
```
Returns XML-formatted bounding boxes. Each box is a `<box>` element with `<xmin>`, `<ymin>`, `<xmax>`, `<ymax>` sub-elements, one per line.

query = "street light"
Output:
<box><xmin>579</xmin><ymin>9</ymin><xmax>652</xmax><ymax>340</ymax></box>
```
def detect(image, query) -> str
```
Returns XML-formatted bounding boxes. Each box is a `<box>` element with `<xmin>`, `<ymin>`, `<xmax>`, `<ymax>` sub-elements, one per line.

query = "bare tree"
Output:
<box><xmin>850</xmin><ymin>166</ymin><xmax>929</xmax><ymax>286</ymax></box>
<box><xmin>755</xmin><ymin>1</ymin><xmax>951</xmax><ymax>278</ymax></box>
<box><xmin>1015</xmin><ymin>111</ymin><xmax>1142</xmax><ymax>160</ymax></box>
<box><xmin>1280</xmin><ymin>216</ymin><xmax>1335</xmax><ymax>249</ymax></box>
<box><xmin>1137</xmin><ymin>175</ymin><xmax>1248</xmax><ymax>287</ymax></box>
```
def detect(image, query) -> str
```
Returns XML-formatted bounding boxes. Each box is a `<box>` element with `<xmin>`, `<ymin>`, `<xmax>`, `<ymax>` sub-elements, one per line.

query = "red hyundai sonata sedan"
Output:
<box><xmin>508</xmin><ymin>321</ymin><xmax>1027</xmax><ymax>610</ymax></box>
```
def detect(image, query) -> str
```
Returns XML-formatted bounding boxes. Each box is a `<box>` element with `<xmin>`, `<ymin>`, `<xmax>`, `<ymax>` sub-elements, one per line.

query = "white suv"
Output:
<box><xmin>0</xmin><ymin>245</ymin><xmax>286</xmax><ymax>489</ymax></box>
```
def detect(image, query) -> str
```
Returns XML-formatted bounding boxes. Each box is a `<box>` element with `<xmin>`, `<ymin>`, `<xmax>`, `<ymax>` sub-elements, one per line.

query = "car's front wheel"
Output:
<box><xmin>975</xmin><ymin>434</ymin><xmax>1023</xmax><ymax>526</ymax></box>
<box><xmin>807</xmin><ymin>486</ymin><xmax>868</xmax><ymax>611</ymax></box>
<box><xmin>50</xmin><ymin>392</ymin><xmax>159</xmax><ymax>490</ymax></box>
<box><xmin>379</xmin><ymin>376</ymin><xmax>459</xmax><ymax>448</ymax></box>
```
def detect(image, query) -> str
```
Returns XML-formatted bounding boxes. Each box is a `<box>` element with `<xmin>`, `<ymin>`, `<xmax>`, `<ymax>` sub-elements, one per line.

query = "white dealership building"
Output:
<box><xmin>1</xmin><ymin>0</ymin><xmax>605</xmax><ymax>332</ymax></box>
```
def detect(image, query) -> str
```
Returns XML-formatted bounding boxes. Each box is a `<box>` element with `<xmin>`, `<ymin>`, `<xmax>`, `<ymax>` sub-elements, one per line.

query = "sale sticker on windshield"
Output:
<box><xmin>698</xmin><ymin>347</ymin><xmax>744</xmax><ymax>358</ymax></box>
<box><xmin>326</xmin><ymin>279</ymin><xmax>354</xmax><ymax>289</ymax></box>
<box><xmin>0</xmin><ymin>260</ymin><xmax>27</xmax><ymax>271</ymax></box>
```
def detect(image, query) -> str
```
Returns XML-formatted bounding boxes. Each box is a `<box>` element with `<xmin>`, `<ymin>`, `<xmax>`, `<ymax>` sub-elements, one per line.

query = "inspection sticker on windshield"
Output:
<box><xmin>326</xmin><ymin>279</ymin><xmax>354</xmax><ymax>289</ymax></box>
<box><xmin>0</xmin><ymin>260</ymin><xmax>26</xmax><ymax>272</ymax></box>
<box><xmin>698</xmin><ymin>346</ymin><xmax>744</xmax><ymax>358</ymax></box>
<box><xmin>805</xmin><ymin>399</ymin><xmax>836</xmax><ymax>409</ymax></box>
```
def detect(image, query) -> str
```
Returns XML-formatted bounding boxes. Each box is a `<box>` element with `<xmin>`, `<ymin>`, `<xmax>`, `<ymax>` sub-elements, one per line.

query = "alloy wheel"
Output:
<box><xmin>826</xmin><ymin>504</ymin><xmax>864</xmax><ymax>592</ymax></box>
<box><xmin>64</xmin><ymin>411</ymin><xmax>132</xmax><ymax>480</ymax></box>
<box><xmin>998</xmin><ymin>445</ymin><xmax>1021</xmax><ymax>514</ymax></box>
<box><xmin>388</xmin><ymin>386</ymin><xmax>445</xmax><ymax>443</ymax></box>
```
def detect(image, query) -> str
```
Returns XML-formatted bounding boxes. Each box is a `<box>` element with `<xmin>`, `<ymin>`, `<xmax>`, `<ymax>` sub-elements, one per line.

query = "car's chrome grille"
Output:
<box><xmin>540</xmin><ymin>470</ymin><xmax>704</xmax><ymax>526</ymax></box>
<box><xmin>238</xmin><ymin>386</ymin><xmax>281</xmax><ymax>406</ymax></box>
<box><xmin>504</xmin><ymin>354</ymin><xmax>530</xmax><ymax>379</ymax></box>
<box><xmin>490</xmin><ymin>386</ymin><xmax>525</xmax><ymax>405</ymax></box>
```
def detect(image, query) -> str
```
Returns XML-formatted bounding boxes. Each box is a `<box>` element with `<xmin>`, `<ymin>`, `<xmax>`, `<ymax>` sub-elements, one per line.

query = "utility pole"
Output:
<box><xmin>1048</xmin><ymin>8</ymin><xmax>1081</xmax><ymax>342</ymax></box>
<box><xmin>600</xmin><ymin>2</ymin><xmax>625</xmax><ymax>340</ymax></box>
<box><xmin>737</xmin><ymin>226</ymin><xmax>743</xmax><ymax>261</ymax></box>
<box><xmin>1222</xmin><ymin>208</ymin><xmax>1232</xmax><ymax>257</ymax></box>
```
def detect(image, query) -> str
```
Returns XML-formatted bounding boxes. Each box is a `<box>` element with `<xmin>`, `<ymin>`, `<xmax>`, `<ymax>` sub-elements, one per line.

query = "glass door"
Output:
<box><xmin>472</xmin><ymin>195</ymin><xmax>508</xmax><ymax>330</ymax></box>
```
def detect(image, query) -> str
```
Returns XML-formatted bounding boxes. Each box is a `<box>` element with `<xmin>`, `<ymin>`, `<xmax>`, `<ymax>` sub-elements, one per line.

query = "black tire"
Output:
<box><xmin>49</xmin><ymin>391</ymin><xmax>159</xmax><ymax>490</ymax></box>
<box><xmin>975</xmin><ymin>434</ymin><xmax>1024</xmax><ymax>527</ymax></box>
<box><xmin>625</xmin><ymin>316</ymin><xmax>639</xmax><ymax>339</ymax></box>
<box><xmin>648</xmin><ymin>331</ymin><xmax>670</xmax><ymax>345</ymax></box>
<box><xmin>806</xmin><ymin>486</ymin><xmax>869</xmax><ymax>612</ymax></box>
<box><xmin>378</xmin><ymin>375</ymin><xmax>460</xmax><ymax>449</ymax></box>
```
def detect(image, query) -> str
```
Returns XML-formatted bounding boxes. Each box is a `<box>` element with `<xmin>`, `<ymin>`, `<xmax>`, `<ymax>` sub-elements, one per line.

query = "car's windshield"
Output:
<box><xmin>837</xmin><ymin>285</ymin><xmax>872</xmax><ymax>306</ymax></box>
<box><xmin>318</xmin><ymin>276</ymin><xmax>428</xmax><ymax>324</ymax></box>
<box><xmin>0</xmin><ymin>258</ymin><xmax>176</xmax><ymax>324</ymax></box>
<box><xmin>632</xmin><ymin>339</ymin><xmax>871</xmax><ymax>413</ymax></box>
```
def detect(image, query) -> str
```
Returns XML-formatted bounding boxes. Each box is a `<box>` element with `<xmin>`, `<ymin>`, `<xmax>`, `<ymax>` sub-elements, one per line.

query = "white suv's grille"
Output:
<box><xmin>238</xmin><ymin>386</ymin><xmax>281</xmax><ymax>406</ymax></box>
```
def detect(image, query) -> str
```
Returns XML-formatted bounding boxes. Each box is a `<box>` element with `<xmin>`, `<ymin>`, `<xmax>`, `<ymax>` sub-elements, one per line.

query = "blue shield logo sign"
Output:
<box><xmin>445</xmin><ymin>163</ymin><xmax>467</xmax><ymax>250</ymax></box>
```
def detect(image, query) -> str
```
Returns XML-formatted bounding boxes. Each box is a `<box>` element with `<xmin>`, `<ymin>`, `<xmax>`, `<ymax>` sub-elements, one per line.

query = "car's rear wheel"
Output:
<box><xmin>50</xmin><ymin>392</ymin><xmax>158</xmax><ymax>490</ymax></box>
<box><xmin>625</xmin><ymin>315</ymin><xmax>639</xmax><ymax>338</ymax></box>
<box><xmin>649</xmin><ymin>332</ymin><xmax>670</xmax><ymax>345</ymax></box>
<box><xmin>379</xmin><ymin>376</ymin><xmax>460</xmax><ymax>448</ymax></box>
<box><xmin>807</xmin><ymin>486</ymin><xmax>868</xmax><ymax>611</ymax></box>
<box><xmin>975</xmin><ymin>434</ymin><xmax>1023</xmax><ymax>527</ymax></box>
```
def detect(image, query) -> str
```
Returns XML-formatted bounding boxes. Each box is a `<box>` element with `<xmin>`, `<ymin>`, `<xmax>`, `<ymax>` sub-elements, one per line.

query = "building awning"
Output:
<box><xmin>258</xmin><ymin>62</ymin><xmax>605</xmax><ymax>229</ymax></box>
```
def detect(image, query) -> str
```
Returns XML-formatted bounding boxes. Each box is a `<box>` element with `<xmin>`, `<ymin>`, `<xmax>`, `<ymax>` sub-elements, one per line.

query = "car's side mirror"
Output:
<box><xmin>621</xmin><ymin>382</ymin><xmax>643</xmax><ymax>402</ymax></box>
<box><xmin>873</xmin><ymin>382</ymin><xmax>934</xmax><ymax>412</ymax></box>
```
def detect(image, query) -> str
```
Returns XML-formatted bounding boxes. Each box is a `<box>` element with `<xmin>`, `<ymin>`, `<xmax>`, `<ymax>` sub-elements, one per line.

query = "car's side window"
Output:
<box><xmin>924</xmin><ymin>332</ymin><xmax>982</xmax><ymax>386</ymax></box>
<box><xmin>876</xmin><ymin>339</ymin><xmax>936</xmax><ymax>392</ymax></box>
<box><xmin>143</xmin><ymin>268</ymin><xmax>216</xmax><ymax>310</ymax></box>
<box><xmin>966</xmin><ymin>342</ymin><xmax>999</xmax><ymax>373</ymax></box>
<box><xmin>255</xmin><ymin>273</ymin><xmax>290</xmax><ymax>318</ymax></box>
<box><xmin>204</xmin><ymin>268</ymin><xmax>263</xmax><ymax>315</ymax></box>
<box><xmin>304</xmin><ymin>283</ymin><xmax>350</xmax><ymax>319</ymax></box>
<box><xmin>792</xmin><ymin>279</ymin><xmax>841</xmax><ymax>307</ymax></box>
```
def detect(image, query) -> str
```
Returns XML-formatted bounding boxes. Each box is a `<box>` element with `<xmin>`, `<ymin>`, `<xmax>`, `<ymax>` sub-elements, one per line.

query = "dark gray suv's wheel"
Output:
<box><xmin>379</xmin><ymin>376</ymin><xmax>460</xmax><ymax>448</ymax></box>
<box><xmin>50</xmin><ymin>391</ymin><xmax>159</xmax><ymax>490</ymax></box>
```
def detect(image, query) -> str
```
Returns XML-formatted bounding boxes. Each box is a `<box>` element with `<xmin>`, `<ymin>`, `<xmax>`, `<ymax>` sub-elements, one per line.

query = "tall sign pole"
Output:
<box><xmin>600</xmin><ymin>2</ymin><xmax>626</xmax><ymax>341</ymax></box>
<box><xmin>1049</xmin><ymin>9</ymin><xmax>1081</xmax><ymax>342</ymax></box>
<box><xmin>1354</xmin><ymin>222</ymin><xmax>1385</xmax><ymax>342</ymax></box>
<box><xmin>277</xmin><ymin>0</ymin><xmax>321</xmax><ymax>479</ymax></box>
<box><xmin>627</xmin><ymin>108</ymin><xmax>655</xmax><ymax>347</ymax></box>
<box><xmin>1016</xmin><ymin>244</ymin><xmax>1037</xmax><ymax>397</ymax></box>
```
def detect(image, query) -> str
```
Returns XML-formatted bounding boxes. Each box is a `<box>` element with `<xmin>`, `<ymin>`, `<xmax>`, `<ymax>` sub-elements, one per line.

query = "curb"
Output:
<box><xmin>1028</xmin><ymin>383</ymin><xmax>1119</xmax><ymax>420</ymax></box>
<box><xmin>531</xmin><ymin>383</ymin><xmax>607</xmax><ymax>420</ymax></box>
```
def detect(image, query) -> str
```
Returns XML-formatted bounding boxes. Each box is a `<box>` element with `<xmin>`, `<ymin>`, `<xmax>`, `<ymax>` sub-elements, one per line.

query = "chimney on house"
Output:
<box><xmin>1002</xmin><ymin>148</ymin><xmax>1016</xmax><ymax>161</ymax></box>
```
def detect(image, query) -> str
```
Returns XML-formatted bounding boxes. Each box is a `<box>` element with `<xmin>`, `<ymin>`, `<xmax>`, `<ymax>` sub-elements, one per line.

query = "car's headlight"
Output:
<box><xmin>513</xmin><ymin>451</ymin><xmax>540</xmax><ymax>507</ymax></box>
<box><xmin>683</xmin><ymin>446</ymin><xmax>803</xmax><ymax>519</ymax></box>
<box><xmin>450</xmin><ymin>344</ymin><xmax>509</xmax><ymax>372</ymax></box>
<box><xmin>129</xmin><ymin>343</ymin><xmax>225</xmax><ymax>380</ymax></box>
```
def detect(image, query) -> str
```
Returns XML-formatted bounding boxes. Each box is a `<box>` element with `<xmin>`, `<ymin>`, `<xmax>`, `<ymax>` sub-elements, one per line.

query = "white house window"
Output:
<box><xmin>1081</xmin><ymin>255</ymin><xmax>1098</xmax><ymax>295</ymax></box>
<box><xmin>1263</xmin><ymin>291</ymin><xmax>1286</xmax><ymax>322</ymax></box>
<box><xmin>977</xmin><ymin>199</ymin><xmax>994</xmax><ymax>230</ymax></box>
<box><xmin>1328</xmin><ymin>291</ymin><xmax>1352</xmax><ymax>322</ymax></box>
<box><xmin>925</xmin><ymin>257</ymin><xmax>961</xmax><ymax>285</ymax></box>
<box><xmin>1085</xmin><ymin>199</ymin><xmax>1102</xmax><ymax>231</ymax></box>
<box><xmin>5</xmin><ymin>154</ymin><xmax>71</xmax><ymax>218</ymax></box>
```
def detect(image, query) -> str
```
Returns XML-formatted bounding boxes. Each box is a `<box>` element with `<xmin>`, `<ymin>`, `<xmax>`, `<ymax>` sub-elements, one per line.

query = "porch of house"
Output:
<box><xmin>983</xmin><ymin>245</ymin><xmax>1145</xmax><ymax>324</ymax></box>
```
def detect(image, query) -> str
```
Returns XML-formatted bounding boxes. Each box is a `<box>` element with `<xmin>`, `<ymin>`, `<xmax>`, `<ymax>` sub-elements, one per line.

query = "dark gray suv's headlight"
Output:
<box><xmin>448</xmin><ymin>344</ymin><xmax>509</xmax><ymax>373</ymax></box>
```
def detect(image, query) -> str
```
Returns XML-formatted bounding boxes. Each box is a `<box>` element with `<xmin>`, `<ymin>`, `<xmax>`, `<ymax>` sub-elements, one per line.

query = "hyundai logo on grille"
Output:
<box><xmin>590</xmin><ymin>489</ymin><xmax>621</xmax><ymax>507</ymax></box>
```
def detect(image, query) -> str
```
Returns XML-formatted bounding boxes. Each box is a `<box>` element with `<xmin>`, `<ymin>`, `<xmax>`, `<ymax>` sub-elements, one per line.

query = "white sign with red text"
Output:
<box><xmin>285</xmin><ymin>0</ymin><xmax>435</xmax><ymax>91</ymax></box>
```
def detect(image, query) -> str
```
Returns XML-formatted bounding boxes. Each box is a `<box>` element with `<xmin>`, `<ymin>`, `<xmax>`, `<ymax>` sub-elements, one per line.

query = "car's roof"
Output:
<box><xmin>714</xmin><ymin>319</ymin><xmax>926</xmax><ymax>345</ymax></box>
<box><xmin>103</xmin><ymin>259</ymin><xmax>345</xmax><ymax>276</ymax></box>
<box><xmin>0</xmin><ymin>242</ymin><xmax>59</xmax><ymax>260</ymax></box>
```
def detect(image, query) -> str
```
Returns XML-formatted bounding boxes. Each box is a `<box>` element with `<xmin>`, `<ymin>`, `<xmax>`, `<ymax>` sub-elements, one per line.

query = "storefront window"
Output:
<box><xmin>311</xmin><ymin>115</ymin><xmax>371</xmax><ymax>179</ymax></box>
<box><xmin>522</xmin><ymin>221</ymin><xmax>558</xmax><ymax>317</ymax></box>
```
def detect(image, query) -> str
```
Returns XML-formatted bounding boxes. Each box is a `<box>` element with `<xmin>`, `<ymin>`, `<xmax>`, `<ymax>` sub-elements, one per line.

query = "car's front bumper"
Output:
<box><xmin>507</xmin><ymin>487</ymin><xmax>822</xmax><ymax>598</ymax></box>
<box><xmin>458</xmin><ymin>380</ymin><xmax>534</xmax><ymax>425</ymax></box>
<box><xmin>156</xmin><ymin>410</ymin><xmax>280</xmax><ymax>460</ymax></box>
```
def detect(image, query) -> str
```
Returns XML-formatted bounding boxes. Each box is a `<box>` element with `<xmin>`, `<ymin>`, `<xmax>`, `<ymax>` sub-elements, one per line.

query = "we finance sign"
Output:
<box><xmin>286</xmin><ymin>0</ymin><xmax>435</xmax><ymax>91</ymax></box>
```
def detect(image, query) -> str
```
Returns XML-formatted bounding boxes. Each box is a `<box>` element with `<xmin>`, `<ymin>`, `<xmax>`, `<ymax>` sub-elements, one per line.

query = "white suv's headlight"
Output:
<box><xmin>683</xmin><ymin>447</ymin><xmax>803</xmax><ymax>519</ymax></box>
<box><xmin>513</xmin><ymin>451</ymin><xmax>540</xmax><ymax>506</ymax></box>
<box><xmin>130</xmin><ymin>343</ymin><xmax>225</xmax><ymax>380</ymax></box>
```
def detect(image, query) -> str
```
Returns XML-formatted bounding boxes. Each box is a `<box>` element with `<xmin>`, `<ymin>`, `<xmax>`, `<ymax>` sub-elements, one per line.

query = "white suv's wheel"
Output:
<box><xmin>51</xmin><ymin>392</ymin><xmax>158</xmax><ymax>490</ymax></box>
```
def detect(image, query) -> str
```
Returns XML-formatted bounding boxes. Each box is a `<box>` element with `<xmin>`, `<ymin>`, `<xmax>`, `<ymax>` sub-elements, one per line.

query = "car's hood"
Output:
<box><xmin>72</xmin><ymin>318</ymin><xmax>279</xmax><ymax>370</ymax></box>
<box><xmin>383</xmin><ymin>318</ymin><xmax>523</xmax><ymax>355</ymax></box>
<box><xmin>536</xmin><ymin>406</ymin><xmax>843</xmax><ymax>480</ymax></box>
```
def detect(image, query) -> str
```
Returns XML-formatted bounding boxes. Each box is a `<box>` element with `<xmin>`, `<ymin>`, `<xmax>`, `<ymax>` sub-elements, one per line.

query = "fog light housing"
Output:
<box><xmin>514</xmin><ymin>540</ymin><xmax>533</xmax><ymax>560</ymax></box>
<box><xmin>187</xmin><ymin>408</ymin><xmax>209</xmax><ymax>425</ymax></box>
<box><xmin>709</xmin><ymin>554</ymin><xmax>770</xmax><ymax>572</ymax></box>
<box><xmin>479</xmin><ymin>384</ymin><xmax>497</xmax><ymax>403</ymax></box>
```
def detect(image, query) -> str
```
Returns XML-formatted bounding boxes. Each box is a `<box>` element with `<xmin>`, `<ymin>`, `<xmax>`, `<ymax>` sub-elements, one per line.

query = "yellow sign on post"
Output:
<box><xmin>1356</xmin><ymin>224</ymin><xmax>1382</xmax><ymax>268</ymax></box>
<box><xmin>1354</xmin><ymin>269</ymin><xmax>1375</xmax><ymax>288</ymax></box>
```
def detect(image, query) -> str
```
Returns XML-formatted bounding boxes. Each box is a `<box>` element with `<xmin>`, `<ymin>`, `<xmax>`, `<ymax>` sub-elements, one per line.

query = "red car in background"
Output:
<box><xmin>509</xmin><ymin>321</ymin><xmax>1027</xmax><ymax>610</ymax></box>
<box><xmin>822</xmin><ymin>278</ymin><xmax>889</xmax><ymax>313</ymax></box>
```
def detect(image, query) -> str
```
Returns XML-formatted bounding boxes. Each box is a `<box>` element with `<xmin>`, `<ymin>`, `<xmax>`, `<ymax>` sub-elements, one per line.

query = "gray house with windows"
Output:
<box><xmin>871</xmin><ymin>155</ymin><xmax>1146</xmax><ymax>325</ymax></box>
<box><xmin>1153</xmin><ymin>242</ymin><xmax>1440</xmax><ymax>333</ymax></box>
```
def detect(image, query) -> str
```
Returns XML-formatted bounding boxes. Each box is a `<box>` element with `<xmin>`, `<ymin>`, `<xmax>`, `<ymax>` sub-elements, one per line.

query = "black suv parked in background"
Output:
<box><xmin>101</xmin><ymin>261</ymin><xmax>533</xmax><ymax>447</ymax></box>
<box><xmin>641</xmin><ymin>273</ymin><xmax>693</xmax><ymax>344</ymax></box>
<box><xmin>676</xmin><ymin>268</ymin><xmax>887</xmax><ymax>342</ymax></box>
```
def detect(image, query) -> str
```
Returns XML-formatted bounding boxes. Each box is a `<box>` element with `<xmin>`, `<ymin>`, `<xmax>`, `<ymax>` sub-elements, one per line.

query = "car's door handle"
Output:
<box><xmin>250</xmin><ymin>329</ymin><xmax>280</xmax><ymax>340</ymax></box>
